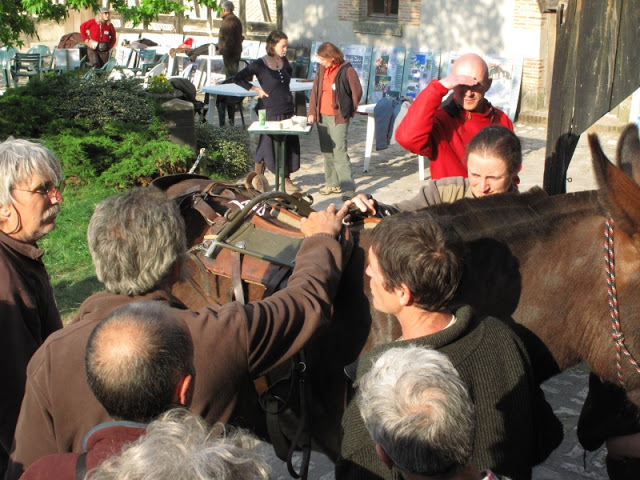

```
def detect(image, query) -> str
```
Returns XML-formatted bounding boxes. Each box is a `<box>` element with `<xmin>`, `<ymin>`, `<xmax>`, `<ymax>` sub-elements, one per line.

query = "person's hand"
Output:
<box><xmin>300</xmin><ymin>203</ymin><xmax>348</xmax><ymax>238</ymax></box>
<box><xmin>254</xmin><ymin>88</ymin><xmax>269</xmax><ymax>99</ymax></box>
<box><xmin>88</xmin><ymin>40</ymin><xmax>99</xmax><ymax>50</ymax></box>
<box><xmin>307</xmin><ymin>114</ymin><xmax>316</xmax><ymax>124</ymax></box>
<box><xmin>344</xmin><ymin>194</ymin><xmax>377</xmax><ymax>216</ymax></box>
<box><xmin>439</xmin><ymin>74</ymin><xmax>482</xmax><ymax>91</ymax></box>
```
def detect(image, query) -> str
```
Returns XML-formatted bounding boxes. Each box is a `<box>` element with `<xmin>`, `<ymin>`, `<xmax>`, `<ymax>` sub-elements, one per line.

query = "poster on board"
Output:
<box><xmin>341</xmin><ymin>44</ymin><xmax>372</xmax><ymax>104</ymax></box>
<box><xmin>401</xmin><ymin>49</ymin><xmax>441</xmax><ymax>99</ymax></box>
<box><xmin>309</xmin><ymin>41</ymin><xmax>322</xmax><ymax>78</ymax></box>
<box><xmin>367</xmin><ymin>46</ymin><xmax>406</xmax><ymax>104</ymax></box>
<box><xmin>308</xmin><ymin>43</ymin><xmax>372</xmax><ymax>104</ymax></box>
<box><xmin>484</xmin><ymin>55</ymin><xmax>523</xmax><ymax>121</ymax></box>
<box><xmin>442</xmin><ymin>52</ymin><xmax>522</xmax><ymax>121</ymax></box>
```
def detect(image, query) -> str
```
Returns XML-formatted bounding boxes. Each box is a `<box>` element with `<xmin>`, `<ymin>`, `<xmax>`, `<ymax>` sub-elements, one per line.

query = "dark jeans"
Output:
<box><xmin>87</xmin><ymin>48</ymin><xmax>110</xmax><ymax>68</ymax></box>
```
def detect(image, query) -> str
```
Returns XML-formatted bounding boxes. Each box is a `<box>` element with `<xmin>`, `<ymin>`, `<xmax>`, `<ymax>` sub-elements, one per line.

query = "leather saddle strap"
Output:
<box><xmin>263</xmin><ymin>265</ymin><xmax>292</xmax><ymax>298</ymax></box>
<box><xmin>245</xmin><ymin>171</ymin><xmax>271</xmax><ymax>194</ymax></box>
<box><xmin>185</xmin><ymin>252</ymin><xmax>219</xmax><ymax>306</ymax></box>
<box><xmin>192</xmin><ymin>196</ymin><xmax>220</xmax><ymax>226</ymax></box>
<box><xmin>231</xmin><ymin>251</ymin><xmax>245</xmax><ymax>304</ymax></box>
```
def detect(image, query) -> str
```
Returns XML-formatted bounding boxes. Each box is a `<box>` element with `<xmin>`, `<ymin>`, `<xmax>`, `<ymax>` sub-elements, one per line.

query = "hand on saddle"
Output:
<box><xmin>345</xmin><ymin>194</ymin><xmax>377</xmax><ymax>216</ymax></box>
<box><xmin>300</xmin><ymin>203</ymin><xmax>348</xmax><ymax>238</ymax></box>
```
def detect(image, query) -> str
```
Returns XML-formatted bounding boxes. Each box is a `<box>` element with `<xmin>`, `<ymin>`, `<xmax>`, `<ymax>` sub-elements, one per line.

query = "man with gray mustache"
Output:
<box><xmin>0</xmin><ymin>138</ymin><xmax>64</xmax><ymax>476</ymax></box>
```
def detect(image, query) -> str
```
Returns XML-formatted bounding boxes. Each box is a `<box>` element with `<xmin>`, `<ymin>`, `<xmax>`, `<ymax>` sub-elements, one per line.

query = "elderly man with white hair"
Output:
<box><xmin>358</xmin><ymin>346</ymin><xmax>504</xmax><ymax>480</ymax></box>
<box><xmin>0</xmin><ymin>138</ymin><xmax>64</xmax><ymax>475</ymax></box>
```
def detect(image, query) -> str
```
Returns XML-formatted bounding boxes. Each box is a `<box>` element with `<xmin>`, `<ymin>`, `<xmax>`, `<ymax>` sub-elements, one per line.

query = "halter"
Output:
<box><xmin>604</xmin><ymin>214</ymin><xmax>640</xmax><ymax>386</ymax></box>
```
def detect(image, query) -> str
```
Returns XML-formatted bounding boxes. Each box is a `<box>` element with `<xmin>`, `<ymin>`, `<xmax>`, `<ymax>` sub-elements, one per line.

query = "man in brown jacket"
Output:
<box><xmin>6</xmin><ymin>187</ymin><xmax>347</xmax><ymax>479</ymax></box>
<box><xmin>218</xmin><ymin>1</ymin><xmax>244</xmax><ymax>77</ymax></box>
<box><xmin>0</xmin><ymin>138</ymin><xmax>64</xmax><ymax>476</ymax></box>
<box><xmin>20</xmin><ymin>301</ymin><xmax>195</xmax><ymax>479</ymax></box>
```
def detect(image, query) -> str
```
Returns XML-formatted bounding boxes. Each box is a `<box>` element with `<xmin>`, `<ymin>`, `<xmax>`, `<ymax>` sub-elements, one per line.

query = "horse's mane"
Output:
<box><xmin>422</xmin><ymin>187</ymin><xmax>605</xmax><ymax>242</ymax></box>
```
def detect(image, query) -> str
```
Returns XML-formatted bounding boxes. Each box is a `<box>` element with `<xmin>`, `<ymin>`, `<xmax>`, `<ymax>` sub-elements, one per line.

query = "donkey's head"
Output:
<box><xmin>590</xmin><ymin>124</ymin><xmax>640</xmax><ymax>404</ymax></box>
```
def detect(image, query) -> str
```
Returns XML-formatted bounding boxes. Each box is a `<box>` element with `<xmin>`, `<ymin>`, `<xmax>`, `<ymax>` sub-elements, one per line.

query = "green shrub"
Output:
<box><xmin>0</xmin><ymin>72</ymin><xmax>155</xmax><ymax>138</ymax></box>
<box><xmin>44</xmin><ymin>119</ymin><xmax>195</xmax><ymax>187</ymax></box>
<box><xmin>102</xmin><ymin>135</ymin><xmax>194</xmax><ymax>188</ymax></box>
<box><xmin>0</xmin><ymin>72</ymin><xmax>80</xmax><ymax>138</ymax></box>
<box><xmin>58</xmin><ymin>76</ymin><xmax>155</xmax><ymax>131</ymax></box>
<box><xmin>195</xmin><ymin>123</ymin><xmax>253</xmax><ymax>178</ymax></box>
<box><xmin>44</xmin><ymin>132</ymin><xmax>119</xmax><ymax>182</ymax></box>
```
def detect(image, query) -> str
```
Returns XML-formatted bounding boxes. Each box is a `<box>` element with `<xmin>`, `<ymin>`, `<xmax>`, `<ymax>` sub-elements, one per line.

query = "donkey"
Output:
<box><xmin>161</xmin><ymin>124</ymin><xmax>640</xmax><ymax>468</ymax></box>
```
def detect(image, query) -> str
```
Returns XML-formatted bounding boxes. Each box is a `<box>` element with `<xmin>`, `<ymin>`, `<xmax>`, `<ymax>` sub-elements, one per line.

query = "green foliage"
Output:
<box><xmin>0</xmin><ymin>72</ymin><xmax>79</xmax><ymax>138</ymax></box>
<box><xmin>39</xmin><ymin>182</ymin><xmax>117</xmax><ymax>322</ymax></box>
<box><xmin>0</xmin><ymin>73</ymin><xmax>155</xmax><ymax>138</ymax></box>
<box><xmin>44</xmin><ymin>132</ymin><xmax>119</xmax><ymax>181</ymax></box>
<box><xmin>196</xmin><ymin>123</ymin><xmax>253</xmax><ymax>179</ymax></box>
<box><xmin>0</xmin><ymin>0</ymin><xmax>39</xmax><ymax>46</ymax></box>
<box><xmin>58</xmin><ymin>76</ymin><xmax>155</xmax><ymax>131</ymax></box>
<box><xmin>3</xmin><ymin>0</ymin><xmax>218</xmax><ymax>48</ymax></box>
<box><xmin>101</xmin><ymin>134</ymin><xmax>194</xmax><ymax>187</ymax></box>
<box><xmin>146</xmin><ymin>74</ymin><xmax>173</xmax><ymax>94</ymax></box>
<box><xmin>44</xmin><ymin>119</ymin><xmax>195</xmax><ymax>187</ymax></box>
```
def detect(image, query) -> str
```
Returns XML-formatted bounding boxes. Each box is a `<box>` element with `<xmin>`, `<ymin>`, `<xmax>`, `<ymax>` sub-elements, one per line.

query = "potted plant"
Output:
<box><xmin>144</xmin><ymin>74</ymin><xmax>182</xmax><ymax>102</ymax></box>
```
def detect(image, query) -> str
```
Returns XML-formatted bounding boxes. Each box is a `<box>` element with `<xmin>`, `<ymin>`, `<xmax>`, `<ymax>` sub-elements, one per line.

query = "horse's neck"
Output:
<box><xmin>442</xmin><ymin>190</ymin><xmax>609</xmax><ymax>375</ymax></box>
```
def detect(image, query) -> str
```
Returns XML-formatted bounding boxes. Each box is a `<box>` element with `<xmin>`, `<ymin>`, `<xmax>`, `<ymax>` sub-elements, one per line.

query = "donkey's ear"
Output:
<box><xmin>590</xmin><ymin>132</ymin><xmax>640</xmax><ymax>237</ymax></box>
<box><xmin>616</xmin><ymin>124</ymin><xmax>640</xmax><ymax>185</ymax></box>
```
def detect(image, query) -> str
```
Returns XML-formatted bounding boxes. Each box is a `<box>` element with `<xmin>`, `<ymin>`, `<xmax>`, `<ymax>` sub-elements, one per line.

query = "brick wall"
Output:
<box><xmin>514</xmin><ymin>0</ymin><xmax>545</xmax><ymax>30</ymax></box>
<box><xmin>514</xmin><ymin>0</ymin><xmax>548</xmax><ymax>109</ymax></box>
<box><xmin>339</xmin><ymin>0</ymin><xmax>420</xmax><ymax>26</ymax></box>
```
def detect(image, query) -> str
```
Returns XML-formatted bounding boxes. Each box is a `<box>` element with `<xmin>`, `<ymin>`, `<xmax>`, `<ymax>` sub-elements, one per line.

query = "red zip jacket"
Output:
<box><xmin>80</xmin><ymin>19</ymin><xmax>116</xmax><ymax>49</ymax></box>
<box><xmin>395</xmin><ymin>79</ymin><xmax>513</xmax><ymax>179</ymax></box>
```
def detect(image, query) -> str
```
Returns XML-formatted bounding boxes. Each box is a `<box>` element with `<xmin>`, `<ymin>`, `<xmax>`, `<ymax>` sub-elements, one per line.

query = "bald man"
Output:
<box><xmin>19</xmin><ymin>301</ymin><xmax>195</xmax><ymax>479</ymax></box>
<box><xmin>395</xmin><ymin>53</ymin><xmax>514</xmax><ymax>179</ymax></box>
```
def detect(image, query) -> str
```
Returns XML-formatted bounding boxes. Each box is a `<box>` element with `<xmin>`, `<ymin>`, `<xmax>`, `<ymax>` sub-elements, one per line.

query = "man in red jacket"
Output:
<box><xmin>395</xmin><ymin>53</ymin><xmax>513</xmax><ymax>179</ymax></box>
<box><xmin>80</xmin><ymin>7</ymin><xmax>117</xmax><ymax>68</ymax></box>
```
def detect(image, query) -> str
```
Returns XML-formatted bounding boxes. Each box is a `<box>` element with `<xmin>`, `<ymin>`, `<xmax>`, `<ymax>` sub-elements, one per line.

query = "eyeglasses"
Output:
<box><xmin>13</xmin><ymin>180</ymin><xmax>65</xmax><ymax>198</ymax></box>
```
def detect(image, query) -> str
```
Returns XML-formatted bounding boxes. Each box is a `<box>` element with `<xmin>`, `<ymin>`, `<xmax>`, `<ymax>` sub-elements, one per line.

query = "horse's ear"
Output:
<box><xmin>590</xmin><ymin>131</ymin><xmax>640</xmax><ymax>237</ymax></box>
<box><xmin>616</xmin><ymin>124</ymin><xmax>640</xmax><ymax>185</ymax></box>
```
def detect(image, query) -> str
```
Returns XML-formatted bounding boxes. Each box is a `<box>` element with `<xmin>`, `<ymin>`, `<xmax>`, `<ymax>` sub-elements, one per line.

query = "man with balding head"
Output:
<box><xmin>395</xmin><ymin>53</ymin><xmax>513</xmax><ymax>179</ymax></box>
<box><xmin>20</xmin><ymin>301</ymin><xmax>195</xmax><ymax>479</ymax></box>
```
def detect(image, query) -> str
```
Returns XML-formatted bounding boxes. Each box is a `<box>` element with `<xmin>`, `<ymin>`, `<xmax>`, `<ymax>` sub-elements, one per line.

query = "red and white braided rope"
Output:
<box><xmin>604</xmin><ymin>214</ymin><xmax>640</xmax><ymax>386</ymax></box>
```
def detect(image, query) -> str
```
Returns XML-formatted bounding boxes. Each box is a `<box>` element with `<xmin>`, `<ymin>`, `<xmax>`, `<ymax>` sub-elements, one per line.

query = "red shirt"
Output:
<box><xmin>395</xmin><ymin>79</ymin><xmax>514</xmax><ymax>179</ymax></box>
<box><xmin>319</xmin><ymin>64</ymin><xmax>338</xmax><ymax>116</ymax></box>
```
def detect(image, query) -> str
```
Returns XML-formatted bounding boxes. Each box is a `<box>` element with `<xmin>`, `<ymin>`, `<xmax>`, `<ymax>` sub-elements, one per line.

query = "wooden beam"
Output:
<box><xmin>276</xmin><ymin>0</ymin><xmax>282</xmax><ymax>31</ymax></box>
<box><xmin>543</xmin><ymin>0</ymin><xmax>640</xmax><ymax>194</ymax></box>
<box><xmin>537</xmin><ymin>1</ymin><xmax>559</xmax><ymax>13</ymax></box>
<box><xmin>258</xmin><ymin>0</ymin><xmax>272</xmax><ymax>23</ymax></box>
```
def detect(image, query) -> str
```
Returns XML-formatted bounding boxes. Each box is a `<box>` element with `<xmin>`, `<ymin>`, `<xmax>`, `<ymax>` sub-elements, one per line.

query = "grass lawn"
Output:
<box><xmin>40</xmin><ymin>183</ymin><xmax>119</xmax><ymax>324</ymax></box>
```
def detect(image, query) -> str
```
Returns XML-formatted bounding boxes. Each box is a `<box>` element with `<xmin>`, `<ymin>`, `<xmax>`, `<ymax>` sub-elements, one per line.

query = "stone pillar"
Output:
<box><xmin>160</xmin><ymin>98</ymin><xmax>196</xmax><ymax>153</ymax></box>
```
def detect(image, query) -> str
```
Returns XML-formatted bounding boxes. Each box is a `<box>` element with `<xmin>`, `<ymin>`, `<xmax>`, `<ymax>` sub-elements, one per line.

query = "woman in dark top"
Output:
<box><xmin>233</xmin><ymin>30</ymin><xmax>301</xmax><ymax>193</ymax></box>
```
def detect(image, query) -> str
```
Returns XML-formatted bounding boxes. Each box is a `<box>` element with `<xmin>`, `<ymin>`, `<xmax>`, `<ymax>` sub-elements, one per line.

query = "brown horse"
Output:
<box><xmin>156</xmin><ymin>124</ymin><xmax>640</xmax><ymax>464</ymax></box>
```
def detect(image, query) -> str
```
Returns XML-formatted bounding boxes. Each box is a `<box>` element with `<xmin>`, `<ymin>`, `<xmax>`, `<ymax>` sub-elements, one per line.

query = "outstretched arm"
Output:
<box><xmin>223</xmin><ymin>204</ymin><xmax>349</xmax><ymax>377</ymax></box>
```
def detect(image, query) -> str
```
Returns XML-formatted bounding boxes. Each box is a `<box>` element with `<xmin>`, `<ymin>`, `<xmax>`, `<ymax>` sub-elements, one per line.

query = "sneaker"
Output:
<box><xmin>284</xmin><ymin>178</ymin><xmax>301</xmax><ymax>194</ymax></box>
<box><xmin>318</xmin><ymin>186</ymin><xmax>341</xmax><ymax>195</ymax></box>
<box><xmin>341</xmin><ymin>191</ymin><xmax>356</xmax><ymax>201</ymax></box>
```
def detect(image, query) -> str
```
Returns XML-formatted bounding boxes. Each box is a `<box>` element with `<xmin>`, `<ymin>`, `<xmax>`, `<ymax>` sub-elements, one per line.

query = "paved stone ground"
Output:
<box><xmin>250</xmin><ymin>113</ymin><xmax>623</xmax><ymax>480</ymax></box>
